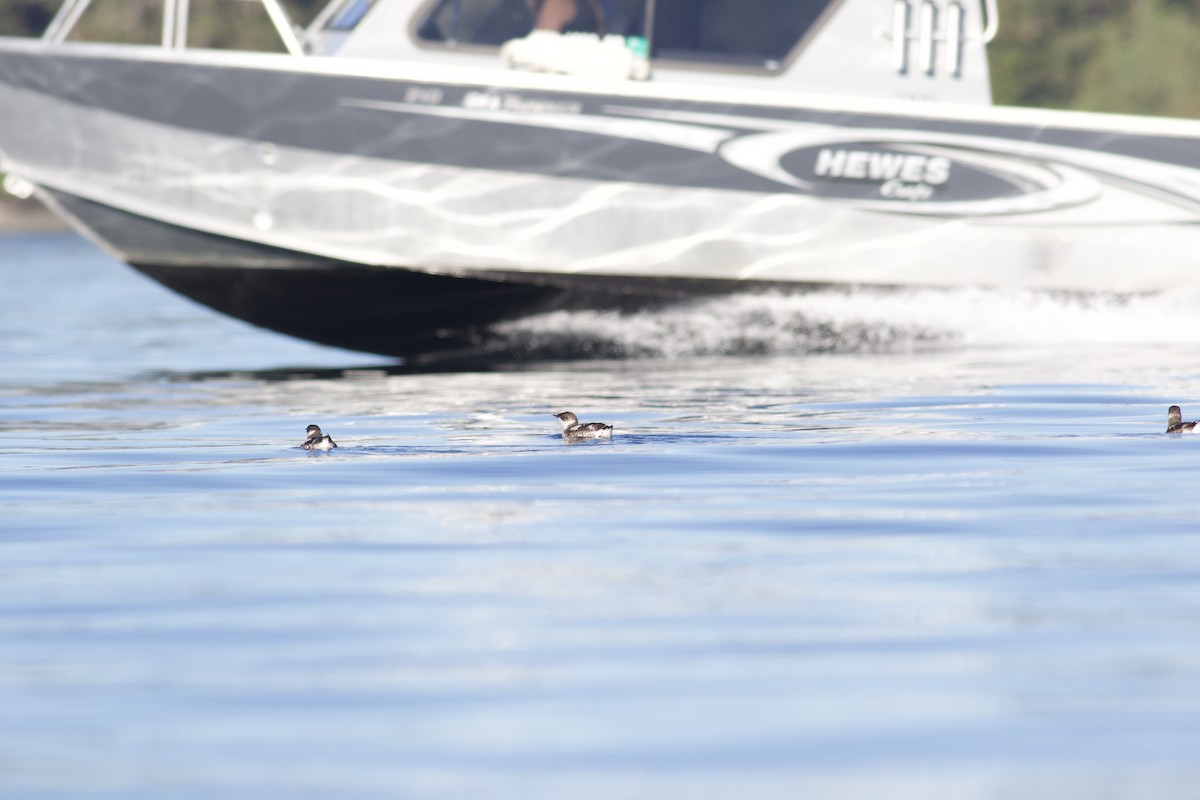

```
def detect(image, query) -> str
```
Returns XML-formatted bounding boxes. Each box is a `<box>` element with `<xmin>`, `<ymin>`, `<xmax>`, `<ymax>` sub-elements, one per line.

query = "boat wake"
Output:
<box><xmin>490</xmin><ymin>286</ymin><xmax>1200</xmax><ymax>359</ymax></box>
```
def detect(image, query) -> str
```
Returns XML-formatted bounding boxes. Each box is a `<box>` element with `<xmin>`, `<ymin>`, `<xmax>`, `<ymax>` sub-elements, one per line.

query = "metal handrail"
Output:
<box><xmin>980</xmin><ymin>0</ymin><xmax>999</xmax><ymax>43</ymax></box>
<box><xmin>43</xmin><ymin>0</ymin><xmax>305</xmax><ymax>55</ymax></box>
<box><xmin>888</xmin><ymin>0</ymin><xmax>998</xmax><ymax>75</ymax></box>
<box><xmin>261</xmin><ymin>0</ymin><xmax>306</xmax><ymax>55</ymax></box>
<box><xmin>43</xmin><ymin>0</ymin><xmax>92</xmax><ymax>44</ymax></box>
<box><xmin>887</xmin><ymin>0</ymin><xmax>1000</xmax><ymax>44</ymax></box>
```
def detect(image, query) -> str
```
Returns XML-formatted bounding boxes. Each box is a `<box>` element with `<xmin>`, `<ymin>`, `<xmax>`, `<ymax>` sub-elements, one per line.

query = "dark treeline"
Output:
<box><xmin>1</xmin><ymin>0</ymin><xmax>1199</xmax><ymax>116</ymax></box>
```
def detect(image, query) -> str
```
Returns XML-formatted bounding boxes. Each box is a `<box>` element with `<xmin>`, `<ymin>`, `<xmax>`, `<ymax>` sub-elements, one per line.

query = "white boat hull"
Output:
<box><xmin>3</xmin><ymin>39</ymin><xmax>1200</xmax><ymax>354</ymax></box>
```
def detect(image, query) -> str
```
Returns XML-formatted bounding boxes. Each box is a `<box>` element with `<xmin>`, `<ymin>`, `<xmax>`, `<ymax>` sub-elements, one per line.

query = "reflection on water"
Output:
<box><xmin>3</xmin><ymin>233</ymin><xmax>1200</xmax><ymax>798</ymax></box>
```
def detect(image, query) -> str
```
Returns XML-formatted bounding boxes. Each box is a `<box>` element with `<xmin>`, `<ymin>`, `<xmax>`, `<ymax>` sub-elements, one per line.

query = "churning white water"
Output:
<box><xmin>495</xmin><ymin>285</ymin><xmax>1200</xmax><ymax>359</ymax></box>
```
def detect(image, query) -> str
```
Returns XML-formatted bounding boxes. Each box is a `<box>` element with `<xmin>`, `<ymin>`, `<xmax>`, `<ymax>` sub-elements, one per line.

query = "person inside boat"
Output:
<box><xmin>417</xmin><ymin>0</ymin><xmax>638</xmax><ymax>45</ymax></box>
<box><xmin>496</xmin><ymin>0</ymin><xmax>646</xmax><ymax>78</ymax></box>
<box><xmin>533</xmin><ymin>0</ymin><xmax>578</xmax><ymax>31</ymax></box>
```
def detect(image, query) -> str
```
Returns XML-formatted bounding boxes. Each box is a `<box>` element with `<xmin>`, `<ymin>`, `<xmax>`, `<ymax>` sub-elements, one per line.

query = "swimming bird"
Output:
<box><xmin>1167</xmin><ymin>406</ymin><xmax>1199</xmax><ymax>434</ymax></box>
<box><xmin>553</xmin><ymin>411</ymin><xmax>613</xmax><ymax>441</ymax></box>
<box><xmin>302</xmin><ymin>424</ymin><xmax>338</xmax><ymax>450</ymax></box>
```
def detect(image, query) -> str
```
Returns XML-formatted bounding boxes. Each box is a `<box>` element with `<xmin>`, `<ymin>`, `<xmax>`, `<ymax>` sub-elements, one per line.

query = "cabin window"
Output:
<box><xmin>327</xmin><ymin>0</ymin><xmax>377</xmax><ymax>31</ymax></box>
<box><xmin>416</xmin><ymin>0</ymin><xmax>642</xmax><ymax>46</ymax></box>
<box><xmin>650</xmin><ymin>0</ymin><xmax>836</xmax><ymax>69</ymax></box>
<box><xmin>415</xmin><ymin>0</ymin><xmax>836</xmax><ymax>71</ymax></box>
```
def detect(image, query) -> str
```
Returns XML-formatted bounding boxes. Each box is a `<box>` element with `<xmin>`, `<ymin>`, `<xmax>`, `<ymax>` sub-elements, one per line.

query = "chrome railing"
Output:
<box><xmin>43</xmin><ymin>0</ymin><xmax>306</xmax><ymax>56</ymax></box>
<box><xmin>890</xmin><ymin>0</ymin><xmax>999</xmax><ymax>76</ymax></box>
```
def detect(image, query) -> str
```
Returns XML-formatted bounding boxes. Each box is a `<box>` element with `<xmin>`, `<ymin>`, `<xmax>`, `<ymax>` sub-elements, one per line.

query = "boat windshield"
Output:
<box><xmin>415</xmin><ymin>0</ymin><xmax>838</xmax><ymax>69</ymax></box>
<box><xmin>326</xmin><ymin>0</ymin><xmax>377</xmax><ymax>30</ymax></box>
<box><xmin>652</xmin><ymin>0</ymin><xmax>837</xmax><ymax>68</ymax></box>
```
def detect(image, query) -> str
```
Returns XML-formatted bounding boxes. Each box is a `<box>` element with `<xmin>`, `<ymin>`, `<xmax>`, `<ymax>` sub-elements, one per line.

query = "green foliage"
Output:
<box><xmin>989</xmin><ymin>0</ymin><xmax>1200</xmax><ymax>117</ymax></box>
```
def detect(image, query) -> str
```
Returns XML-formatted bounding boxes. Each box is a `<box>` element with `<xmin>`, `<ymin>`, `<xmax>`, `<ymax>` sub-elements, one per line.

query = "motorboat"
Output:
<box><xmin>2</xmin><ymin>0</ymin><xmax>1199</xmax><ymax>357</ymax></box>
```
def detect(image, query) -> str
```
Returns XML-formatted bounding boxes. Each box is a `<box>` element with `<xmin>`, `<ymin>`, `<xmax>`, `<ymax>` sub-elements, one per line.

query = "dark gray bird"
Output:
<box><xmin>1167</xmin><ymin>405</ymin><xmax>1198</xmax><ymax>434</ymax></box>
<box><xmin>302</xmin><ymin>424</ymin><xmax>338</xmax><ymax>450</ymax></box>
<box><xmin>553</xmin><ymin>411</ymin><xmax>613</xmax><ymax>441</ymax></box>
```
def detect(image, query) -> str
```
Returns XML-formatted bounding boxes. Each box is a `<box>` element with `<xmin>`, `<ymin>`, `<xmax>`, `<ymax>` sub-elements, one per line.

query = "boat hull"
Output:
<box><xmin>4</xmin><ymin>40</ymin><xmax>1200</xmax><ymax>354</ymax></box>
<box><xmin>44</xmin><ymin>188</ymin><xmax>756</xmax><ymax>356</ymax></box>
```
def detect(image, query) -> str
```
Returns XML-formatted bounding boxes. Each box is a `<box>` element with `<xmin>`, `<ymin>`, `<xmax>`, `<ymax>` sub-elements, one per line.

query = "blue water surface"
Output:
<box><xmin>2</xmin><ymin>232</ymin><xmax>1200</xmax><ymax>799</ymax></box>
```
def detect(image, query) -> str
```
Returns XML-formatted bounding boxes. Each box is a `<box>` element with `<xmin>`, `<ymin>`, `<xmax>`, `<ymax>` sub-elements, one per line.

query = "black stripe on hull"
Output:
<box><xmin>130</xmin><ymin>260</ymin><xmax>574</xmax><ymax>356</ymax></box>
